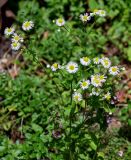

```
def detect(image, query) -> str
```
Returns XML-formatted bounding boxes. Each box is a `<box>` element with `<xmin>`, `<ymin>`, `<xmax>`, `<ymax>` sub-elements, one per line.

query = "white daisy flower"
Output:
<box><xmin>98</xmin><ymin>10</ymin><xmax>106</xmax><ymax>17</ymax></box>
<box><xmin>80</xmin><ymin>80</ymin><xmax>90</xmax><ymax>90</ymax></box>
<box><xmin>22</xmin><ymin>21</ymin><xmax>34</xmax><ymax>31</ymax></box>
<box><xmin>66</xmin><ymin>62</ymin><xmax>78</xmax><ymax>74</ymax></box>
<box><xmin>104</xmin><ymin>92</ymin><xmax>111</xmax><ymax>100</ymax></box>
<box><xmin>109</xmin><ymin>66</ymin><xmax>119</xmax><ymax>75</ymax></box>
<box><xmin>4</xmin><ymin>27</ymin><xmax>15</xmax><ymax>36</ymax></box>
<box><xmin>101</xmin><ymin>57</ymin><xmax>111</xmax><ymax>68</ymax></box>
<box><xmin>93</xmin><ymin>57</ymin><xmax>100</xmax><ymax>64</ymax></box>
<box><xmin>80</xmin><ymin>13</ymin><xmax>91</xmax><ymax>22</ymax></box>
<box><xmin>91</xmin><ymin>75</ymin><xmax>102</xmax><ymax>87</ymax></box>
<box><xmin>73</xmin><ymin>92</ymin><xmax>82</xmax><ymax>102</ymax></box>
<box><xmin>11</xmin><ymin>33</ymin><xmax>23</xmax><ymax>43</ymax></box>
<box><xmin>80</xmin><ymin>57</ymin><xmax>91</xmax><ymax>66</ymax></box>
<box><xmin>11</xmin><ymin>42</ymin><xmax>21</xmax><ymax>51</ymax></box>
<box><xmin>56</xmin><ymin>18</ymin><xmax>65</xmax><ymax>27</ymax></box>
<box><xmin>51</xmin><ymin>63</ymin><xmax>60</xmax><ymax>71</ymax></box>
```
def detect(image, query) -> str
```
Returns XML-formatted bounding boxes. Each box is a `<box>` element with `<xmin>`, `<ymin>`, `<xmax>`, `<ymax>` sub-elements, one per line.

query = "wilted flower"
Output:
<box><xmin>80</xmin><ymin>57</ymin><xmax>91</xmax><ymax>66</ymax></box>
<box><xmin>80</xmin><ymin>13</ymin><xmax>91</xmax><ymax>22</ymax></box>
<box><xmin>66</xmin><ymin>62</ymin><xmax>78</xmax><ymax>73</ymax></box>
<box><xmin>56</xmin><ymin>18</ymin><xmax>65</xmax><ymax>26</ymax></box>
<box><xmin>22</xmin><ymin>21</ymin><xmax>34</xmax><ymax>31</ymax></box>
<box><xmin>118</xmin><ymin>150</ymin><xmax>123</xmax><ymax>157</ymax></box>
<box><xmin>106</xmin><ymin>116</ymin><xmax>112</xmax><ymax>124</ymax></box>
<box><xmin>80</xmin><ymin>80</ymin><xmax>90</xmax><ymax>90</ymax></box>
<box><xmin>52</xmin><ymin>130</ymin><xmax>61</xmax><ymax>139</ymax></box>
<box><xmin>11</xmin><ymin>42</ymin><xmax>21</xmax><ymax>51</ymax></box>
<box><xmin>73</xmin><ymin>92</ymin><xmax>82</xmax><ymax>102</ymax></box>
<box><xmin>4</xmin><ymin>27</ymin><xmax>15</xmax><ymax>36</ymax></box>
<box><xmin>109</xmin><ymin>66</ymin><xmax>119</xmax><ymax>75</ymax></box>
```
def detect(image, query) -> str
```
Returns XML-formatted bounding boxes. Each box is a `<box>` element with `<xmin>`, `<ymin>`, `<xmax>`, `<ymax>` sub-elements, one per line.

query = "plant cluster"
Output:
<box><xmin>0</xmin><ymin>0</ymin><xmax>131</xmax><ymax>160</ymax></box>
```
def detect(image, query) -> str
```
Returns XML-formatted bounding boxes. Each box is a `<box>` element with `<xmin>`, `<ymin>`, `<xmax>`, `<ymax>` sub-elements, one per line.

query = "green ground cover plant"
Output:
<box><xmin>0</xmin><ymin>0</ymin><xmax>131</xmax><ymax>159</ymax></box>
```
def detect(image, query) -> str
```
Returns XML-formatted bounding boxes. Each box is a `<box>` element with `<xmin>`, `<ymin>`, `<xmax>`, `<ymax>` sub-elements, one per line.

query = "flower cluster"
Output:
<box><xmin>80</xmin><ymin>9</ymin><xmax>106</xmax><ymax>23</ymax></box>
<box><xmin>55</xmin><ymin>9</ymin><xmax>106</xmax><ymax>26</ymax></box>
<box><xmin>48</xmin><ymin>56</ymin><xmax>122</xmax><ymax>103</ymax></box>
<box><xmin>4</xmin><ymin>21</ymin><xmax>34</xmax><ymax>51</ymax></box>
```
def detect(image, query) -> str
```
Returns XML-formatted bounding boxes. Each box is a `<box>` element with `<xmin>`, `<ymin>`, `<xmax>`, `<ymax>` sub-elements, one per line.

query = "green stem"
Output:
<box><xmin>70</xmin><ymin>80</ymin><xmax>73</xmax><ymax>135</ymax></box>
<box><xmin>63</xmin><ymin>26</ymin><xmax>81</xmax><ymax>46</ymax></box>
<box><xmin>69</xmin><ymin>78</ymin><xmax>74</xmax><ymax>160</ymax></box>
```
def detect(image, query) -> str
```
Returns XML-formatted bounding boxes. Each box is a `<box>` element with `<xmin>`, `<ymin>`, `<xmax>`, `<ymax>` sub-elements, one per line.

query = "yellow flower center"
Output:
<box><xmin>101</xmin><ymin>11</ymin><xmax>105</xmax><ymax>14</ymax></box>
<box><xmin>94</xmin><ymin>77</ymin><xmax>100</xmax><ymax>84</ymax></box>
<box><xmin>94</xmin><ymin>58</ymin><xmax>99</xmax><ymax>62</ymax></box>
<box><xmin>104</xmin><ymin>60</ymin><xmax>109</xmax><ymax>66</ymax></box>
<box><xmin>14</xmin><ymin>36</ymin><xmax>19</xmax><ymax>41</ymax></box>
<box><xmin>24</xmin><ymin>22</ymin><xmax>31</xmax><ymax>28</ymax></box>
<box><xmin>74</xmin><ymin>95</ymin><xmax>79</xmax><ymax>101</ymax></box>
<box><xmin>82</xmin><ymin>81</ymin><xmax>87</xmax><ymax>87</ymax></box>
<box><xmin>112</xmin><ymin>67</ymin><xmax>117</xmax><ymax>72</ymax></box>
<box><xmin>83</xmin><ymin>57</ymin><xmax>89</xmax><ymax>62</ymax></box>
<box><xmin>53</xmin><ymin>63</ymin><xmax>58</xmax><ymax>69</ymax></box>
<box><xmin>69</xmin><ymin>65</ymin><xmax>75</xmax><ymax>70</ymax></box>
<box><xmin>83</xmin><ymin>16</ymin><xmax>88</xmax><ymax>21</ymax></box>
<box><xmin>7</xmin><ymin>28</ymin><xmax>12</xmax><ymax>32</ymax></box>
<box><xmin>58</xmin><ymin>18</ymin><xmax>63</xmax><ymax>23</ymax></box>
<box><xmin>12</xmin><ymin>43</ymin><xmax>17</xmax><ymax>47</ymax></box>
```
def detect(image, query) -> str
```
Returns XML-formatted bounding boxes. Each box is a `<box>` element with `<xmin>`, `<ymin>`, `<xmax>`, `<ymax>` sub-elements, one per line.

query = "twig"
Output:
<box><xmin>20</xmin><ymin>117</ymin><xmax>24</xmax><ymax>137</ymax></box>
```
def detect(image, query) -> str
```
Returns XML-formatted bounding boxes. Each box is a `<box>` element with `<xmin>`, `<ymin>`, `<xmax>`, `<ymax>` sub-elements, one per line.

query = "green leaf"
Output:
<box><xmin>127</xmin><ymin>47</ymin><xmax>131</xmax><ymax>61</ymax></box>
<box><xmin>98</xmin><ymin>152</ymin><xmax>105</xmax><ymax>158</ymax></box>
<box><xmin>88</xmin><ymin>0</ymin><xmax>98</xmax><ymax>10</ymax></box>
<box><xmin>89</xmin><ymin>141</ymin><xmax>97</xmax><ymax>150</ymax></box>
<box><xmin>31</xmin><ymin>123</ymin><xmax>43</xmax><ymax>133</ymax></box>
<box><xmin>128</xmin><ymin>119</ymin><xmax>131</xmax><ymax>126</ymax></box>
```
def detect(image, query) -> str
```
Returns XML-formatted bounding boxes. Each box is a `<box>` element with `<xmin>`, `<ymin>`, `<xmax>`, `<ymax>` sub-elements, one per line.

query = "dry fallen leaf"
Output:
<box><xmin>5</xmin><ymin>10</ymin><xmax>16</xmax><ymax>19</ymax></box>
<box><xmin>43</xmin><ymin>31</ymin><xmax>49</xmax><ymax>39</ymax></box>
<box><xmin>116</xmin><ymin>90</ymin><xmax>127</xmax><ymax>103</ymax></box>
<box><xmin>0</xmin><ymin>0</ymin><xmax>8</xmax><ymax>8</ymax></box>
<box><xmin>8</xmin><ymin>66</ymin><xmax>20</xmax><ymax>78</ymax></box>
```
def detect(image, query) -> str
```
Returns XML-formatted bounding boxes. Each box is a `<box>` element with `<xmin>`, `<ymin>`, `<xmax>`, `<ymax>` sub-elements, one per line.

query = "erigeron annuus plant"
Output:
<box><xmin>3</xmin><ymin>9</ymin><xmax>124</xmax><ymax>159</ymax></box>
<box><xmin>47</xmin><ymin>55</ymin><xmax>124</xmax><ymax>159</ymax></box>
<box><xmin>45</xmin><ymin>10</ymin><xmax>124</xmax><ymax>159</ymax></box>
